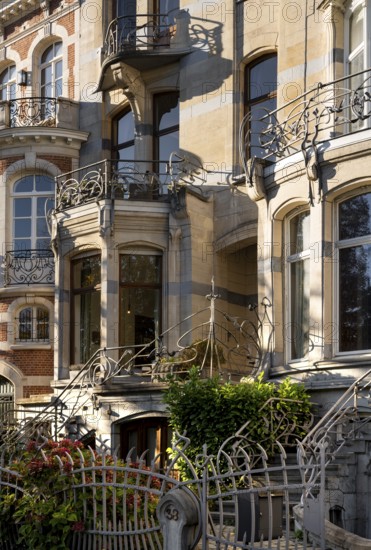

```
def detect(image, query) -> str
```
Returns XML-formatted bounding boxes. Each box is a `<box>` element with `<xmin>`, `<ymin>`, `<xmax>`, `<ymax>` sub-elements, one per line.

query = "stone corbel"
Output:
<box><xmin>111</xmin><ymin>62</ymin><xmax>145</xmax><ymax>117</ymax></box>
<box><xmin>245</xmin><ymin>157</ymin><xmax>266</xmax><ymax>202</ymax></box>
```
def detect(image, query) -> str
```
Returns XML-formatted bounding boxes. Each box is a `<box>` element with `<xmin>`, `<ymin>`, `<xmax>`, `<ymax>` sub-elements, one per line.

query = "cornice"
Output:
<box><xmin>0</xmin><ymin>126</ymin><xmax>89</xmax><ymax>149</ymax></box>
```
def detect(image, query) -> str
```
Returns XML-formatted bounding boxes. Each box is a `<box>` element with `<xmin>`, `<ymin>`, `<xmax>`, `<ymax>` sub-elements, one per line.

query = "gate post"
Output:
<box><xmin>157</xmin><ymin>488</ymin><xmax>201</xmax><ymax>550</ymax></box>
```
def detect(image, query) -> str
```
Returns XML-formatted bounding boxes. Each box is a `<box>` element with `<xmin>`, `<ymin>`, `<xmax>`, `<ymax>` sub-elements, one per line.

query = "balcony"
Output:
<box><xmin>55</xmin><ymin>159</ymin><xmax>174</xmax><ymax>211</ymax></box>
<box><xmin>0</xmin><ymin>96</ymin><xmax>79</xmax><ymax>130</ymax></box>
<box><xmin>4</xmin><ymin>249</ymin><xmax>55</xmax><ymax>287</ymax></box>
<box><xmin>240</xmin><ymin>68</ymin><xmax>371</xmax><ymax>184</ymax></box>
<box><xmin>100</xmin><ymin>11</ymin><xmax>191</xmax><ymax>85</ymax></box>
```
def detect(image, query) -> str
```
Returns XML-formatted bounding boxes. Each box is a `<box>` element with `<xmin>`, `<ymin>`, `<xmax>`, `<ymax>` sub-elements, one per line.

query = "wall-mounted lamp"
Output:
<box><xmin>106</xmin><ymin>404</ymin><xmax>113</xmax><ymax>416</ymax></box>
<box><xmin>17</xmin><ymin>70</ymin><xmax>29</xmax><ymax>86</ymax></box>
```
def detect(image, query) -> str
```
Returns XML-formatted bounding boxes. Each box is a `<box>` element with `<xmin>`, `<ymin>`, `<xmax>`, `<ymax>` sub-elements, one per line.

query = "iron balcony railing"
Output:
<box><xmin>104</xmin><ymin>13</ymin><xmax>178</xmax><ymax>57</ymax></box>
<box><xmin>9</xmin><ymin>97</ymin><xmax>56</xmax><ymax>127</ymax></box>
<box><xmin>55</xmin><ymin>159</ymin><xmax>174</xmax><ymax>211</ymax></box>
<box><xmin>4</xmin><ymin>249</ymin><xmax>55</xmax><ymax>286</ymax></box>
<box><xmin>240</xmin><ymin>68</ymin><xmax>371</xmax><ymax>181</ymax></box>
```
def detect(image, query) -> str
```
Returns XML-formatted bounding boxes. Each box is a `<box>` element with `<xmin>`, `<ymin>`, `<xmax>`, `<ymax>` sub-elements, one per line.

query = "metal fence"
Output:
<box><xmin>0</xmin><ymin>429</ymin><xmax>326</xmax><ymax>550</ymax></box>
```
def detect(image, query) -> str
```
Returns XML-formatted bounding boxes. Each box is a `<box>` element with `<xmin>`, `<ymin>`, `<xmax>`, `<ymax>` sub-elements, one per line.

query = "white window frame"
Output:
<box><xmin>11</xmin><ymin>174</ymin><xmax>55</xmax><ymax>252</ymax></box>
<box><xmin>285</xmin><ymin>209</ymin><xmax>311</xmax><ymax>363</ymax></box>
<box><xmin>40</xmin><ymin>41</ymin><xmax>63</xmax><ymax>98</ymax></box>
<box><xmin>0</xmin><ymin>65</ymin><xmax>16</xmax><ymax>101</ymax></box>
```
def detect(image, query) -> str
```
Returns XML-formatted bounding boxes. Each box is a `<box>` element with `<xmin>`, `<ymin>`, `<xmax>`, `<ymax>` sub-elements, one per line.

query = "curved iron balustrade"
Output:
<box><xmin>4</xmin><ymin>249</ymin><xmax>55</xmax><ymax>286</ymax></box>
<box><xmin>104</xmin><ymin>13</ymin><xmax>177</xmax><ymax>57</ymax></box>
<box><xmin>240</xmin><ymin>68</ymin><xmax>371</xmax><ymax>185</ymax></box>
<box><xmin>9</xmin><ymin>97</ymin><xmax>56</xmax><ymax>127</ymax></box>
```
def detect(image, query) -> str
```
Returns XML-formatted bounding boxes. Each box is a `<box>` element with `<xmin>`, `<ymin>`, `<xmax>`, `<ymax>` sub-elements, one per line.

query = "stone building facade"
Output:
<box><xmin>1</xmin><ymin>1</ymin><xmax>371</xmax><ymax>519</ymax></box>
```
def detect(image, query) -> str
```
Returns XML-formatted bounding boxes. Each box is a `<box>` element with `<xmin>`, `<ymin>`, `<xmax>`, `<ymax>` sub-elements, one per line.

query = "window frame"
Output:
<box><xmin>285</xmin><ymin>209</ymin><xmax>311</xmax><ymax>363</ymax></box>
<box><xmin>0</xmin><ymin>64</ymin><xmax>16</xmax><ymax>101</ymax></box>
<box><xmin>153</xmin><ymin>91</ymin><xmax>179</xmax><ymax>183</ymax></box>
<box><xmin>112</xmin><ymin>108</ymin><xmax>135</xmax><ymax>162</ymax></box>
<box><xmin>244</xmin><ymin>54</ymin><xmax>278</xmax><ymax>161</ymax></box>
<box><xmin>119</xmin><ymin>251</ymin><xmax>163</xmax><ymax>355</ymax></box>
<box><xmin>16</xmin><ymin>305</ymin><xmax>50</xmax><ymax>343</ymax></box>
<box><xmin>71</xmin><ymin>253</ymin><xmax>102</xmax><ymax>365</ymax></box>
<box><xmin>40</xmin><ymin>41</ymin><xmax>63</xmax><ymax>98</ymax></box>
<box><xmin>11</xmin><ymin>174</ymin><xmax>55</xmax><ymax>252</ymax></box>
<box><xmin>335</xmin><ymin>190</ymin><xmax>371</xmax><ymax>356</ymax></box>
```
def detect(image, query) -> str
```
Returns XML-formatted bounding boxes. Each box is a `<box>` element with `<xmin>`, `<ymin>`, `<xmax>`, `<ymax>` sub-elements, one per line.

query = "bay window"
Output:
<box><xmin>287</xmin><ymin>211</ymin><xmax>310</xmax><ymax>361</ymax></box>
<box><xmin>338</xmin><ymin>192</ymin><xmax>371</xmax><ymax>352</ymax></box>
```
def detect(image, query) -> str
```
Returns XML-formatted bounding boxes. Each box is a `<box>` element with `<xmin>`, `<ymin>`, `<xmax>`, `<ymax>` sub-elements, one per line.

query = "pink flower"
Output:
<box><xmin>71</xmin><ymin>521</ymin><xmax>85</xmax><ymax>532</ymax></box>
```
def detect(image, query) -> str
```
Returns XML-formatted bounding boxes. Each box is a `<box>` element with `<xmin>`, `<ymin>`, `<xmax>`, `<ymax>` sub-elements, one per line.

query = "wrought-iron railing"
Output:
<box><xmin>9</xmin><ymin>97</ymin><xmax>56</xmax><ymax>127</ymax></box>
<box><xmin>240</xmin><ymin>68</ymin><xmax>371</xmax><ymax>183</ymax></box>
<box><xmin>104</xmin><ymin>13</ymin><xmax>177</xmax><ymax>57</ymax></box>
<box><xmin>3</xmin><ymin>249</ymin><xmax>55</xmax><ymax>286</ymax></box>
<box><xmin>55</xmin><ymin>159</ymin><xmax>173</xmax><ymax>210</ymax></box>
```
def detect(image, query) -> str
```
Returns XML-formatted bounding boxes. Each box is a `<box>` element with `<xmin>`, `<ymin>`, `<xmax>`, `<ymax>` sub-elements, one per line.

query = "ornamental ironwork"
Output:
<box><xmin>240</xmin><ymin>68</ymin><xmax>371</xmax><ymax>202</ymax></box>
<box><xmin>55</xmin><ymin>160</ymin><xmax>169</xmax><ymax>210</ymax></box>
<box><xmin>9</xmin><ymin>97</ymin><xmax>56</xmax><ymax>127</ymax></box>
<box><xmin>4</xmin><ymin>249</ymin><xmax>55</xmax><ymax>286</ymax></box>
<box><xmin>104</xmin><ymin>13</ymin><xmax>176</xmax><ymax>57</ymax></box>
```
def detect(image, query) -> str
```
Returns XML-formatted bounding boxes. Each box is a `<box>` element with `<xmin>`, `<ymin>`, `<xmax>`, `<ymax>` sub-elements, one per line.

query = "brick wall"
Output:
<box><xmin>23</xmin><ymin>385</ymin><xmax>52</xmax><ymax>398</ymax></box>
<box><xmin>10</xmin><ymin>349</ymin><xmax>54</xmax><ymax>376</ymax></box>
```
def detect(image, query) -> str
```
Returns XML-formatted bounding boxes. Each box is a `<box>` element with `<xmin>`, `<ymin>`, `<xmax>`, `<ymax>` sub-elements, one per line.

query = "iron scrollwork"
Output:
<box><xmin>4</xmin><ymin>249</ymin><xmax>55</xmax><ymax>286</ymax></box>
<box><xmin>9</xmin><ymin>97</ymin><xmax>56</xmax><ymax>127</ymax></box>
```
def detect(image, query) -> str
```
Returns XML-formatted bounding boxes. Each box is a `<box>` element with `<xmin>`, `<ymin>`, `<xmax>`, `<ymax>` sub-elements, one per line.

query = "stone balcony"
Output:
<box><xmin>0</xmin><ymin>96</ymin><xmax>79</xmax><ymax>131</ymax></box>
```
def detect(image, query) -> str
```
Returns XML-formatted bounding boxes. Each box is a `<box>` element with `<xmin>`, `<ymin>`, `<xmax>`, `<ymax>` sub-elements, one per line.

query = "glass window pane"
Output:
<box><xmin>14</xmin><ymin>219</ymin><xmax>31</xmax><ymax>238</ymax></box>
<box><xmin>155</xmin><ymin>92</ymin><xmax>179</xmax><ymax>132</ymax></box>
<box><xmin>117</xmin><ymin>111</ymin><xmax>135</xmax><ymax>145</ymax></box>
<box><xmin>36</xmin><ymin>218</ymin><xmax>49</xmax><ymax>238</ymax></box>
<box><xmin>290</xmin><ymin>257</ymin><xmax>310</xmax><ymax>359</ymax></box>
<box><xmin>339</xmin><ymin>245</ymin><xmax>371</xmax><ymax>351</ymax></box>
<box><xmin>73</xmin><ymin>256</ymin><xmax>101</xmax><ymax>289</ymax></box>
<box><xmin>14</xmin><ymin>177</ymin><xmax>33</xmax><ymax>193</ymax></box>
<box><xmin>350</xmin><ymin>4</ymin><xmax>364</xmax><ymax>53</ymax></box>
<box><xmin>290</xmin><ymin>211</ymin><xmax>310</xmax><ymax>254</ymax></box>
<box><xmin>120</xmin><ymin>255</ymin><xmax>161</xmax><ymax>284</ymax></box>
<box><xmin>54</xmin><ymin>41</ymin><xmax>62</xmax><ymax>57</ymax></box>
<box><xmin>36</xmin><ymin>175</ymin><xmax>54</xmax><ymax>192</ymax></box>
<box><xmin>41</xmin><ymin>44</ymin><xmax>53</xmax><ymax>64</ymax></box>
<box><xmin>14</xmin><ymin>239</ymin><xmax>31</xmax><ymax>251</ymax></box>
<box><xmin>249</xmin><ymin>98</ymin><xmax>277</xmax><ymax>159</ymax></box>
<box><xmin>339</xmin><ymin>193</ymin><xmax>371</xmax><ymax>240</ymax></box>
<box><xmin>14</xmin><ymin>198</ymin><xmax>32</xmax><ymax>217</ymax></box>
<box><xmin>249</xmin><ymin>56</ymin><xmax>278</xmax><ymax>101</ymax></box>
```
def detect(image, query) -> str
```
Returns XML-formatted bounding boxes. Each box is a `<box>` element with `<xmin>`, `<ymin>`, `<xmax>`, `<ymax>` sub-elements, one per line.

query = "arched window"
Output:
<box><xmin>244</xmin><ymin>54</ymin><xmax>277</xmax><ymax>160</ymax></box>
<box><xmin>16</xmin><ymin>306</ymin><xmax>49</xmax><ymax>342</ymax></box>
<box><xmin>0</xmin><ymin>65</ymin><xmax>16</xmax><ymax>100</ymax></box>
<box><xmin>12</xmin><ymin>175</ymin><xmax>55</xmax><ymax>251</ymax></box>
<box><xmin>286</xmin><ymin>210</ymin><xmax>310</xmax><ymax>361</ymax></box>
<box><xmin>112</xmin><ymin>109</ymin><xmax>135</xmax><ymax>161</ymax></box>
<box><xmin>337</xmin><ymin>191</ymin><xmax>371</xmax><ymax>352</ymax></box>
<box><xmin>40</xmin><ymin>41</ymin><xmax>63</xmax><ymax>98</ymax></box>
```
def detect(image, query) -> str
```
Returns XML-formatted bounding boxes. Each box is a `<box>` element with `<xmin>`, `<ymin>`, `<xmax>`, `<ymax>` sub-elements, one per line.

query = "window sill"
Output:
<box><xmin>10</xmin><ymin>343</ymin><xmax>52</xmax><ymax>350</ymax></box>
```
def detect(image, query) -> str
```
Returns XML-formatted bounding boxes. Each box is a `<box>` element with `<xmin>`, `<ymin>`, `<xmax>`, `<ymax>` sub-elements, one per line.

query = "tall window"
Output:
<box><xmin>120</xmin><ymin>254</ymin><xmax>162</xmax><ymax>355</ymax></box>
<box><xmin>40</xmin><ymin>41</ymin><xmax>63</xmax><ymax>97</ymax></box>
<box><xmin>72</xmin><ymin>255</ymin><xmax>101</xmax><ymax>364</ymax></box>
<box><xmin>245</xmin><ymin>55</ymin><xmax>277</xmax><ymax>159</ymax></box>
<box><xmin>115</xmin><ymin>0</ymin><xmax>136</xmax><ymax>44</ymax></box>
<box><xmin>287</xmin><ymin>211</ymin><xmax>310</xmax><ymax>360</ymax></box>
<box><xmin>112</xmin><ymin>109</ymin><xmax>135</xmax><ymax>162</ymax></box>
<box><xmin>338</xmin><ymin>192</ymin><xmax>371</xmax><ymax>352</ymax></box>
<box><xmin>346</xmin><ymin>1</ymin><xmax>366</xmax><ymax>76</ymax></box>
<box><xmin>17</xmin><ymin>306</ymin><xmax>49</xmax><ymax>342</ymax></box>
<box><xmin>153</xmin><ymin>92</ymin><xmax>179</xmax><ymax>183</ymax></box>
<box><xmin>12</xmin><ymin>175</ymin><xmax>54</xmax><ymax>251</ymax></box>
<box><xmin>155</xmin><ymin>0</ymin><xmax>179</xmax><ymax>25</ymax></box>
<box><xmin>0</xmin><ymin>65</ymin><xmax>16</xmax><ymax>100</ymax></box>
